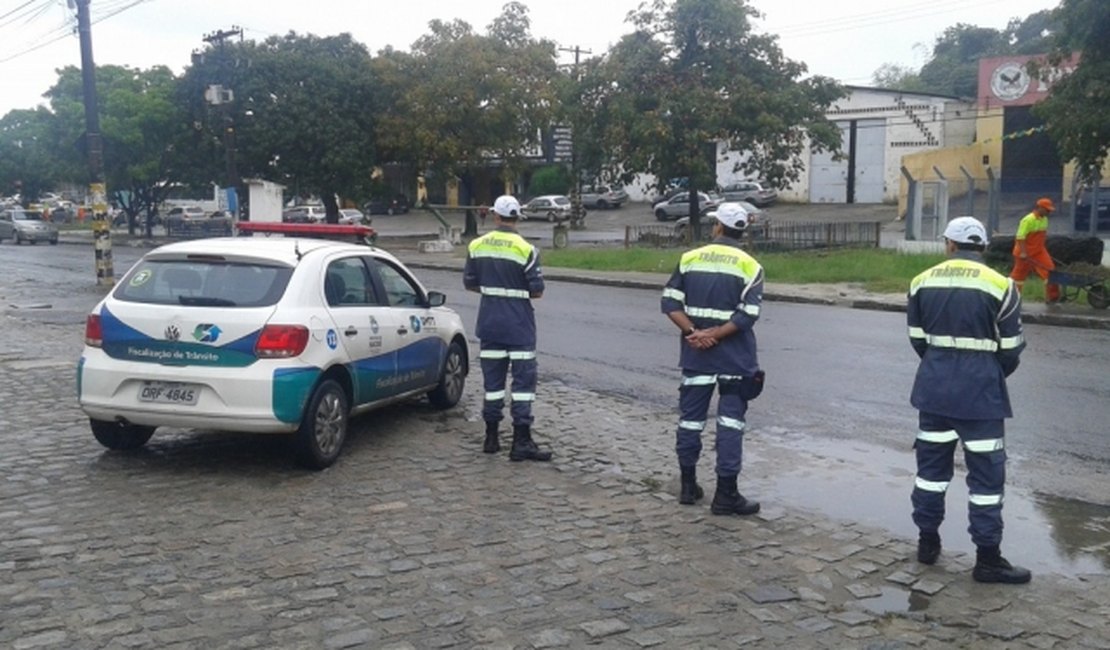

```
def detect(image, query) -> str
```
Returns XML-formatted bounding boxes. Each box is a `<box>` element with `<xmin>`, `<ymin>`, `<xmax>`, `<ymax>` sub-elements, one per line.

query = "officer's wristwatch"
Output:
<box><xmin>683</xmin><ymin>326</ymin><xmax>695</xmax><ymax>336</ymax></box>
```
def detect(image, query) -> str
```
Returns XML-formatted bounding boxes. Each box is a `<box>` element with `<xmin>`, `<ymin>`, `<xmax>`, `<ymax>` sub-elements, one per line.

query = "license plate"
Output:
<box><xmin>138</xmin><ymin>381</ymin><xmax>199</xmax><ymax>405</ymax></box>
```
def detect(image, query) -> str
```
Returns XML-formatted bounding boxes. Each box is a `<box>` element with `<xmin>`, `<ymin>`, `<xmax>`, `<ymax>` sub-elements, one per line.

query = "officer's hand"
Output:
<box><xmin>1019</xmin><ymin>252</ymin><xmax>1028</xmax><ymax>259</ymax></box>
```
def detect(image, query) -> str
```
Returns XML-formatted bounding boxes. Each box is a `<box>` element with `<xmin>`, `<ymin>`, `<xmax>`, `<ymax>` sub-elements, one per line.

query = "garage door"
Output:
<box><xmin>809</xmin><ymin>119</ymin><xmax>886</xmax><ymax>204</ymax></box>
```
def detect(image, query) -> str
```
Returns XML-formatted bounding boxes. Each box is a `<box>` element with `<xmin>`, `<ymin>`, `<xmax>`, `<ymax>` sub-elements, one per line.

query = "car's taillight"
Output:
<box><xmin>85</xmin><ymin>314</ymin><xmax>102</xmax><ymax>347</ymax></box>
<box><xmin>255</xmin><ymin>325</ymin><xmax>309</xmax><ymax>358</ymax></box>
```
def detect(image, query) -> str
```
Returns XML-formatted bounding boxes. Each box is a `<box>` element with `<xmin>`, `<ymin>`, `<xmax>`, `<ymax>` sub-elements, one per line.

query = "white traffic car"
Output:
<box><xmin>78</xmin><ymin>237</ymin><xmax>469</xmax><ymax>469</ymax></box>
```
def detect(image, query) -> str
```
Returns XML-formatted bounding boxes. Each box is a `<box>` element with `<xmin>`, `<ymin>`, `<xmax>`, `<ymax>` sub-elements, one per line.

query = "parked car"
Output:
<box><xmin>282</xmin><ymin>205</ymin><xmax>327</xmax><ymax>223</ymax></box>
<box><xmin>165</xmin><ymin>206</ymin><xmax>232</xmax><ymax>236</ymax></box>
<box><xmin>673</xmin><ymin>200</ymin><xmax>769</xmax><ymax>239</ymax></box>
<box><xmin>0</xmin><ymin>209</ymin><xmax>59</xmax><ymax>245</ymax></box>
<box><xmin>523</xmin><ymin>195</ymin><xmax>576</xmax><ymax>222</ymax></box>
<box><xmin>579</xmin><ymin>185</ymin><xmax>629</xmax><ymax>210</ymax></box>
<box><xmin>338</xmin><ymin>208</ymin><xmax>366</xmax><ymax>225</ymax></box>
<box><xmin>1074</xmin><ymin>185</ymin><xmax>1110</xmax><ymax>232</ymax></box>
<box><xmin>76</xmin><ymin>237</ymin><xmax>469</xmax><ymax>469</ymax></box>
<box><xmin>365</xmin><ymin>195</ymin><xmax>410</xmax><ymax>216</ymax></box>
<box><xmin>719</xmin><ymin>181</ymin><xmax>778</xmax><ymax>207</ymax></box>
<box><xmin>653</xmin><ymin>192</ymin><xmax>721</xmax><ymax>221</ymax></box>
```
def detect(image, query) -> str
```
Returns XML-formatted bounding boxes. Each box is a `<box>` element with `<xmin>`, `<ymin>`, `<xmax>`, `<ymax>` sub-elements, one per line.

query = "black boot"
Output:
<box><xmin>973</xmin><ymin>546</ymin><xmax>1031</xmax><ymax>584</ymax></box>
<box><xmin>678</xmin><ymin>465</ymin><xmax>704</xmax><ymax>505</ymax></box>
<box><xmin>917</xmin><ymin>531</ymin><xmax>941</xmax><ymax>565</ymax></box>
<box><xmin>483</xmin><ymin>421</ymin><xmax>500</xmax><ymax>454</ymax></box>
<box><xmin>509</xmin><ymin>425</ymin><xmax>552</xmax><ymax>462</ymax></box>
<box><xmin>710</xmin><ymin>474</ymin><xmax>760</xmax><ymax>516</ymax></box>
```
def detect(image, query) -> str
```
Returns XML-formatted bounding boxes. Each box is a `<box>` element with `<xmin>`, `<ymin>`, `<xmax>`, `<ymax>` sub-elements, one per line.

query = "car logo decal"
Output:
<box><xmin>165</xmin><ymin>325</ymin><xmax>180</xmax><ymax>341</ymax></box>
<box><xmin>326</xmin><ymin>329</ymin><xmax>338</xmax><ymax>350</ymax></box>
<box><xmin>369</xmin><ymin>316</ymin><xmax>379</xmax><ymax>334</ymax></box>
<box><xmin>192</xmin><ymin>323</ymin><xmax>222</xmax><ymax>343</ymax></box>
<box><xmin>410</xmin><ymin>315</ymin><xmax>422</xmax><ymax>333</ymax></box>
<box><xmin>130</xmin><ymin>269</ymin><xmax>152</xmax><ymax>287</ymax></box>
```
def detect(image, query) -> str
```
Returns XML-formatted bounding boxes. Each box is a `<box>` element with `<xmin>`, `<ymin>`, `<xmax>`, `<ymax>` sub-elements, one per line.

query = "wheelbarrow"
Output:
<box><xmin>1047</xmin><ymin>262</ymin><xmax>1110</xmax><ymax>309</ymax></box>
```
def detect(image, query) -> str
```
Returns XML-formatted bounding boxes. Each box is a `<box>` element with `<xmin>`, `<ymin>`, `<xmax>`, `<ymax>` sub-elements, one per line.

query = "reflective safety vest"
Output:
<box><xmin>1012</xmin><ymin>211</ymin><xmax>1049</xmax><ymax>256</ymax></box>
<box><xmin>661</xmin><ymin>238</ymin><xmax>763</xmax><ymax>375</ymax></box>
<box><xmin>463</xmin><ymin>227</ymin><xmax>544</xmax><ymax>347</ymax></box>
<box><xmin>907</xmin><ymin>252</ymin><xmax>1025</xmax><ymax>419</ymax></box>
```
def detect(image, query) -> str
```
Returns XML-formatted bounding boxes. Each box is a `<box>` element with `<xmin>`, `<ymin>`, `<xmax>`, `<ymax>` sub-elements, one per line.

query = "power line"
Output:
<box><xmin>0</xmin><ymin>0</ymin><xmax>153</xmax><ymax>65</ymax></box>
<box><xmin>778</xmin><ymin>0</ymin><xmax>1012</xmax><ymax>39</ymax></box>
<box><xmin>0</xmin><ymin>0</ymin><xmax>51</xmax><ymax>30</ymax></box>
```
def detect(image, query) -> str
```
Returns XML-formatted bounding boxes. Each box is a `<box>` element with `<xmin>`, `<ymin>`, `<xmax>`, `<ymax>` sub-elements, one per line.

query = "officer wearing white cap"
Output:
<box><xmin>463</xmin><ymin>195</ymin><xmax>552</xmax><ymax>461</ymax></box>
<box><xmin>907</xmin><ymin>216</ymin><xmax>1030</xmax><ymax>583</ymax></box>
<box><xmin>660</xmin><ymin>202</ymin><xmax>764</xmax><ymax>516</ymax></box>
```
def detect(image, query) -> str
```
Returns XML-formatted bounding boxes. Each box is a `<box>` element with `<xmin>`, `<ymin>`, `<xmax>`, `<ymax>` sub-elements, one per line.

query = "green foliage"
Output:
<box><xmin>568</xmin><ymin>0</ymin><xmax>844</xmax><ymax>231</ymax></box>
<box><xmin>1033</xmin><ymin>0</ymin><xmax>1110</xmax><ymax>179</ymax></box>
<box><xmin>898</xmin><ymin>11</ymin><xmax>1057</xmax><ymax>98</ymax></box>
<box><xmin>542</xmin><ymin>247</ymin><xmax>948</xmax><ymax>293</ymax></box>
<box><xmin>528</xmin><ymin>165</ymin><xmax>571</xmax><ymax>196</ymax></box>
<box><xmin>376</xmin><ymin>4</ymin><xmax>560</xmax><ymax>195</ymax></box>
<box><xmin>870</xmin><ymin>63</ymin><xmax>926</xmax><ymax>93</ymax></box>
<box><xmin>181</xmin><ymin>33</ymin><xmax>381</xmax><ymax>220</ymax></box>
<box><xmin>0</xmin><ymin>108</ymin><xmax>58</xmax><ymax>202</ymax></box>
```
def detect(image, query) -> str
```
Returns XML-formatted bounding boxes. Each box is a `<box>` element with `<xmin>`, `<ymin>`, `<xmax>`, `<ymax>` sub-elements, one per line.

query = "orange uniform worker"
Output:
<box><xmin>1010</xmin><ymin>197</ymin><xmax>1060</xmax><ymax>303</ymax></box>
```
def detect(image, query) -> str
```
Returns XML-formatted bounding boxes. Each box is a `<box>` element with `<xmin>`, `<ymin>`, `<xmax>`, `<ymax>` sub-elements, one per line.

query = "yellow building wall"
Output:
<box><xmin>899</xmin><ymin>143</ymin><xmax>993</xmax><ymax>217</ymax></box>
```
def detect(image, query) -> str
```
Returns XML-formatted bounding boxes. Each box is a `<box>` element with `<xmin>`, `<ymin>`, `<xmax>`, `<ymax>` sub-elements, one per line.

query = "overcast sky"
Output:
<box><xmin>0</xmin><ymin>0</ymin><xmax>1060</xmax><ymax>116</ymax></box>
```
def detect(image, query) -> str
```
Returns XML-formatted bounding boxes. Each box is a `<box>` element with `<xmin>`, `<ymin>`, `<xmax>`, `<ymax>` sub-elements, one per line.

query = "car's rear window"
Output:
<box><xmin>114</xmin><ymin>260</ymin><xmax>293</xmax><ymax>307</ymax></box>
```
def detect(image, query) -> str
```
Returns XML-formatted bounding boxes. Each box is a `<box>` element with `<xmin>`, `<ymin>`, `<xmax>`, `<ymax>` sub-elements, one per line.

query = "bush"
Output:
<box><xmin>528</xmin><ymin>165</ymin><xmax>571</xmax><ymax>197</ymax></box>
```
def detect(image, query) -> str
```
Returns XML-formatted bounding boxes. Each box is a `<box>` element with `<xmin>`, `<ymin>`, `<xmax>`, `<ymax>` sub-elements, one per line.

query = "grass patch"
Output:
<box><xmin>541</xmin><ymin>246</ymin><xmax>1049</xmax><ymax>299</ymax></box>
<box><xmin>543</xmin><ymin>247</ymin><xmax>949</xmax><ymax>293</ymax></box>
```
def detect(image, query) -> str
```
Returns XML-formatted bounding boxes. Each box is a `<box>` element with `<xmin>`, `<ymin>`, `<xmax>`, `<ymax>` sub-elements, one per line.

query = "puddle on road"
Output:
<box><xmin>754</xmin><ymin>435</ymin><xmax>1110</xmax><ymax>578</ymax></box>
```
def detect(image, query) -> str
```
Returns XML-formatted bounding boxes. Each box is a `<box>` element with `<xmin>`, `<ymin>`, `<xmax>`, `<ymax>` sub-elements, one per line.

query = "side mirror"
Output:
<box><xmin>426</xmin><ymin>291</ymin><xmax>447</xmax><ymax>307</ymax></box>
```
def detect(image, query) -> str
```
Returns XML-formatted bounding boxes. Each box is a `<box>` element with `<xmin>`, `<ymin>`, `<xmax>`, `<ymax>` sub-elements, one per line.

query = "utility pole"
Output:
<box><xmin>75</xmin><ymin>0</ymin><xmax>112</xmax><ymax>285</ymax></box>
<box><xmin>558</xmin><ymin>45</ymin><xmax>592</xmax><ymax>230</ymax></box>
<box><xmin>203</xmin><ymin>27</ymin><xmax>242</xmax><ymax>219</ymax></box>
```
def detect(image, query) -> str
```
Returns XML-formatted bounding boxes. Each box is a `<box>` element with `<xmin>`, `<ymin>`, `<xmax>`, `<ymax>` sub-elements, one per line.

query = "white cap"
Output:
<box><xmin>942</xmin><ymin>216</ymin><xmax>988</xmax><ymax>245</ymax></box>
<box><xmin>709</xmin><ymin>202</ymin><xmax>750</xmax><ymax>229</ymax></box>
<box><xmin>492</xmin><ymin>195</ymin><xmax>522</xmax><ymax>218</ymax></box>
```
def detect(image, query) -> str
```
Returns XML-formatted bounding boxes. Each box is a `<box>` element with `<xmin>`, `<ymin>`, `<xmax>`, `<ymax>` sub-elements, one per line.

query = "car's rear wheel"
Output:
<box><xmin>596</xmin><ymin>200</ymin><xmax>608</xmax><ymax>209</ymax></box>
<box><xmin>428</xmin><ymin>341</ymin><xmax>466</xmax><ymax>409</ymax></box>
<box><xmin>90</xmin><ymin>418</ymin><xmax>155</xmax><ymax>450</ymax></box>
<box><xmin>655</xmin><ymin>208</ymin><xmax>668</xmax><ymax>221</ymax></box>
<box><xmin>547</xmin><ymin>211</ymin><xmax>557</xmax><ymax>222</ymax></box>
<box><xmin>293</xmin><ymin>379</ymin><xmax>348</xmax><ymax>469</ymax></box>
<box><xmin>50</xmin><ymin>238</ymin><xmax>58</xmax><ymax>245</ymax></box>
<box><xmin>13</xmin><ymin>231</ymin><xmax>22</xmax><ymax>244</ymax></box>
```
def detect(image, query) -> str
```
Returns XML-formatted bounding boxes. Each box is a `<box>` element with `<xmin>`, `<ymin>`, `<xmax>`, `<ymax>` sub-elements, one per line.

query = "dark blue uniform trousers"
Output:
<box><xmin>912</xmin><ymin>412</ymin><xmax>1006</xmax><ymax>547</ymax></box>
<box><xmin>676</xmin><ymin>372</ymin><xmax>748</xmax><ymax>477</ymax></box>
<box><xmin>480</xmin><ymin>342</ymin><xmax>536</xmax><ymax>427</ymax></box>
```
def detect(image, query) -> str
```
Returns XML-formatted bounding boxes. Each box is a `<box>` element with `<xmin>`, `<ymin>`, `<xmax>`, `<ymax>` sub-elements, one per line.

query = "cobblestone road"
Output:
<box><xmin>1</xmin><ymin>311</ymin><xmax>1108</xmax><ymax>649</ymax></box>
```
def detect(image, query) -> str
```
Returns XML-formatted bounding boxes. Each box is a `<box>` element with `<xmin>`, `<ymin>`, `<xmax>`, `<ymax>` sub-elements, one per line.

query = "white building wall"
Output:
<box><xmin>613</xmin><ymin>88</ymin><xmax>974</xmax><ymax>205</ymax></box>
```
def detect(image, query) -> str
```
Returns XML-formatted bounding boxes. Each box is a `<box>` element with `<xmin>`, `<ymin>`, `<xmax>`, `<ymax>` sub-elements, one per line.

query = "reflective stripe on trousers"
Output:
<box><xmin>676</xmin><ymin>372</ymin><xmax>748</xmax><ymax>477</ymax></box>
<box><xmin>911</xmin><ymin>413</ymin><xmax>1006</xmax><ymax>547</ymax></box>
<box><xmin>480</xmin><ymin>342</ymin><xmax>537</xmax><ymax>427</ymax></box>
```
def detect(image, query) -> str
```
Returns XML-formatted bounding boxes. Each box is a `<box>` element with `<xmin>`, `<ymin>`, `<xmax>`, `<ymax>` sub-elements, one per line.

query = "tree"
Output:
<box><xmin>1033</xmin><ymin>0</ymin><xmax>1110</xmax><ymax>182</ymax></box>
<box><xmin>911</xmin><ymin>12</ymin><xmax>1058</xmax><ymax>97</ymax></box>
<box><xmin>376</xmin><ymin>3</ymin><xmax>561</xmax><ymax>235</ymax></box>
<box><xmin>181</xmin><ymin>32</ymin><xmax>381</xmax><ymax>222</ymax></box>
<box><xmin>870</xmin><ymin>63</ymin><xmax>926</xmax><ymax>92</ymax></box>
<box><xmin>574</xmin><ymin>0</ymin><xmax>843</xmax><ymax>237</ymax></box>
<box><xmin>45</xmin><ymin>65</ymin><xmax>192</xmax><ymax>235</ymax></box>
<box><xmin>0</xmin><ymin>108</ymin><xmax>58</xmax><ymax>204</ymax></box>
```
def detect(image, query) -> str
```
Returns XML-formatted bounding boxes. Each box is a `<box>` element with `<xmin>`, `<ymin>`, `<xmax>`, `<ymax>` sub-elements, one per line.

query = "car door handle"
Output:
<box><xmin>344</xmin><ymin>327</ymin><xmax>358</xmax><ymax>337</ymax></box>
<box><xmin>397</xmin><ymin>327</ymin><xmax>408</xmax><ymax>335</ymax></box>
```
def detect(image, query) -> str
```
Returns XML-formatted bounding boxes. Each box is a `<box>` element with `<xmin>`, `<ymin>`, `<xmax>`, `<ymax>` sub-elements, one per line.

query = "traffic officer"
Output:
<box><xmin>1010</xmin><ymin>197</ymin><xmax>1060</xmax><ymax>303</ymax></box>
<box><xmin>660</xmin><ymin>202</ymin><xmax>763</xmax><ymax>516</ymax></box>
<box><xmin>907</xmin><ymin>216</ymin><xmax>1030</xmax><ymax>584</ymax></box>
<box><xmin>463</xmin><ymin>195</ymin><xmax>552</xmax><ymax>462</ymax></box>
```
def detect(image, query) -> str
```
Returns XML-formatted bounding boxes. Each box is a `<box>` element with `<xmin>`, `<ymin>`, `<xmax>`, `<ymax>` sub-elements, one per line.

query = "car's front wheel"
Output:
<box><xmin>293</xmin><ymin>379</ymin><xmax>348</xmax><ymax>469</ymax></box>
<box><xmin>428</xmin><ymin>341</ymin><xmax>466</xmax><ymax>409</ymax></box>
<box><xmin>90</xmin><ymin>418</ymin><xmax>155</xmax><ymax>450</ymax></box>
<box><xmin>655</xmin><ymin>208</ymin><xmax>668</xmax><ymax>221</ymax></box>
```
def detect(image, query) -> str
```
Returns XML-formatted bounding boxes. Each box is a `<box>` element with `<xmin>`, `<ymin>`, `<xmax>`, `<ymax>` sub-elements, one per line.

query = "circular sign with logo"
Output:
<box><xmin>990</xmin><ymin>62</ymin><xmax>1030</xmax><ymax>102</ymax></box>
